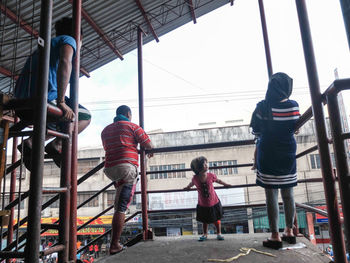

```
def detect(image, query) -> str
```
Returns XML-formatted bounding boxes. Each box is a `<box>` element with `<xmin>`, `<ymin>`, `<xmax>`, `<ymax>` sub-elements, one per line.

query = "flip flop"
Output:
<box><xmin>262</xmin><ymin>239</ymin><xmax>282</xmax><ymax>250</ymax></box>
<box><xmin>45</xmin><ymin>142</ymin><xmax>61</xmax><ymax>167</ymax></box>
<box><xmin>110</xmin><ymin>246</ymin><xmax>127</xmax><ymax>255</ymax></box>
<box><xmin>198</xmin><ymin>235</ymin><xmax>207</xmax><ymax>242</ymax></box>
<box><xmin>17</xmin><ymin>142</ymin><xmax>32</xmax><ymax>172</ymax></box>
<box><xmin>281</xmin><ymin>234</ymin><xmax>296</xmax><ymax>244</ymax></box>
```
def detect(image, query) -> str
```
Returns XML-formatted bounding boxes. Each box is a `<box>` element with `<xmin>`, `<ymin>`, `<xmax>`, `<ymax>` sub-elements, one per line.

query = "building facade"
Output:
<box><xmin>4</xmin><ymin>120</ymin><xmax>335</xmax><ymax>249</ymax></box>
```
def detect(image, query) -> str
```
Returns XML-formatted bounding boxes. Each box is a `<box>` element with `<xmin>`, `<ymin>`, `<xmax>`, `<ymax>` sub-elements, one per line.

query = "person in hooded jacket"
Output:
<box><xmin>250</xmin><ymin>72</ymin><xmax>300</xmax><ymax>249</ymax></box>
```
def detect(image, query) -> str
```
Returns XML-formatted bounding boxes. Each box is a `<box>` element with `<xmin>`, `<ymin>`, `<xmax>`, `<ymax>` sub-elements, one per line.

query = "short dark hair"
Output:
<box><xmin>116</xmin><ymin>105</ymin><xmax>131</xmax><ymax>116</ymax></box>
<box><xmin>55</xmin><ymin>17</ymin><xmax>83</xmax><ymax>37</ymax></box>
<box><xmin>190</xmin><ymin>156</ymin><xmax>208</xmax><ymax>175</ymax></box>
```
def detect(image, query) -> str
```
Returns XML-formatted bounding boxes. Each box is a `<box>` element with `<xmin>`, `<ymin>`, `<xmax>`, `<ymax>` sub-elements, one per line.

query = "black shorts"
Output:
<box><xmin>196</xmin><ymin>200</ymin><xmax>223</xmax><ymax>224</ymax></box>
<box><xmin>15</xmin><ymin>96</ymin><xmax>91</xmax><ymax>131</ymax></box>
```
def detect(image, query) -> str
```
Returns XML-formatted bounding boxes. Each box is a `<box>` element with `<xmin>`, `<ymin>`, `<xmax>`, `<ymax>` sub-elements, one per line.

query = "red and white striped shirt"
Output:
<box><xmin>101</xmin><ymin>121</ymin><xmax>151</xmax><ymax>168</ymax></box>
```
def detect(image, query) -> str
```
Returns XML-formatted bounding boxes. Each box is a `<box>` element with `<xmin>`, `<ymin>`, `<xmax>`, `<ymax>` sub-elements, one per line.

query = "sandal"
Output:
<box><xmin>217</xmin><ymin>235</ymin><xmax>224</xmax><ymax>241</ymax></box>
<box><xmin>262</xmin><ymin>239</ymin><xmax>282</xmax><ymax>250</ymax></box>
<box><xmin>198</xmin><ymin>235</ymin><xmax>207</xmax><ymax>242</ymax></box>
<box><xmin>45</xmin><ymin>142</ymin><xmax>62</xmax><ymax>167</ymax></box>
<box><xmin>110</xmin><ymin>246</ymin><xmax>127</xmax><ymax>255</ymax></box>
<box><xmin>281</xmin><ymin>234</ymin><xmax>296</xmax><ymax>244</ymax></box>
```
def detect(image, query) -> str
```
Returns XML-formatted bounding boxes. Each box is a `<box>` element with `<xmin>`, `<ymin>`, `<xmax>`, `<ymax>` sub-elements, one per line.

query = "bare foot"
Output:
<box><xmin>283</xmin><ymin>227</ymin><xmax>294</xmax><ymax>237</ymax></box>
<box><xmin>110</xmin><ymin>244</ymin><xmax>125</xmax><ymax>255</ymax></box>
<box><xmin>270</xmin><ymin>232</ymin><xmax>282</xmax><ymax>242</ymax></box>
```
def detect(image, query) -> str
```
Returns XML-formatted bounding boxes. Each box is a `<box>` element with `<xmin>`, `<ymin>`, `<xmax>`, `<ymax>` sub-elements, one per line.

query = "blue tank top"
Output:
<box><xmin>15</xmin><ymin>35</ymin><xmax>76</xmax><ymax>102</ymax></box>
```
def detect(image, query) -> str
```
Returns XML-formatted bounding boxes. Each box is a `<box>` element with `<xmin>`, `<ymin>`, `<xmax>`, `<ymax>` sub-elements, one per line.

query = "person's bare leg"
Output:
<box><xmin>202</xmin><ymin>223</ymin><xmax>208</xmax><ymax>237</ymax></box>
<box><xmin>213</xmin><ymin>220</ymin><xmax>221</xmax><ymax>235</ymax></box>
<box><xmin>110</xmin><ymin>211</ymin><xmax>125</xmax><ymax>254</ymax></box>
<box><xmin>78</xmin><ymin>119</ymin><xmax>91</xmax><ymax>134</ymax></box>
<box><xmin>46</xmin><ymin>119</ymin><xmax>90</xmax><ymax>152</ymax></box>
<box><xmin>22</xmin><ymin>138</ymin><xmax>32</xmax><ymax>148</ymax></box>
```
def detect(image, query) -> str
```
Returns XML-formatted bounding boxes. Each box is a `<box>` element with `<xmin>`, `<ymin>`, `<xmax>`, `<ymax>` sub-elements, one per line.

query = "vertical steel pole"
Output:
<box><xmin>69</xmin><ymin>0</ymin><xmax>82</xmax><ymax>260</ymax></box>
<box><xmin>137</xmin><ymin>27</ymin><xmax>149</xmax><ymax>239</ymax></box>
<box><xmin>58</xmin><ymin>128</ymin><xmax>72</xmax><ymax>262</ymax></box>
<box><xmin>295</xmin><ymin>1</ymin><xmax>347</xmax><ymax>262</ymax></box>
<box><xmin>327</xmin><ymin>86</ymin><xmax>350</xmax><ymax>254</ymax></box>
<box><xmin>258</xmin><ymin>0</ymin><xmax>273</xmax><ymax>78</ymax></box>
<box><xmin>339</xmin><ymin>0</ymin><xmax>350</xmax><ymax>50</ymax></box>
<box><xmin>6</xmin><ymin>118</ymin><xmax>18</xmax><ymax>263</ymax></box>
<box><xmin>25</xmin><ymin>0</ymin><xmax>52</xmax><ymax>262</ymax></box>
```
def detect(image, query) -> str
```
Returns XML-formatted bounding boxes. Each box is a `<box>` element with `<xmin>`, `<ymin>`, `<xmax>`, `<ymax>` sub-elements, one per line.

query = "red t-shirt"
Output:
<box><xmin>101</xmin><ymin>121</ymin><xmax>151</xmax><ymax>168</ymax></box>
<box><xmin>192</xmin><ymin>172</ymin><xmax>219</xmax><ymax>207</ymax></box>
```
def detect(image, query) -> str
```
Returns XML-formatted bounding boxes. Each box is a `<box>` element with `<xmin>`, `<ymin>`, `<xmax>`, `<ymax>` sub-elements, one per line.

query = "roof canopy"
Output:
<box><xmin>0</xmin><ymin>0</ymin><xmax>232</xmax><ymax>94</ymax></box>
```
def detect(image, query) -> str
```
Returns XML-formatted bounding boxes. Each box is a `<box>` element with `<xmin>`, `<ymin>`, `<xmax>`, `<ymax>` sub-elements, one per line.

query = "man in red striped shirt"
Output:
<box><xmin>101</xmin><ymin>105</ymin><xmax>153</xmax><ymax>255</ymax></box>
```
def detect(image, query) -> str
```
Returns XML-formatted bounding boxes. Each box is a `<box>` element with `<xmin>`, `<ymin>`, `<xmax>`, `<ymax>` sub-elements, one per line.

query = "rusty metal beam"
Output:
<box><xmin>187</xmin><ymin>0</ymin><xmax>197</xmax><ymax>24</ymax></box>
<box><xmin>0</xmin><ymin>66</ymin><xmax>18</xmax><ymax>80</ymax></box>
<box><xmin>0</xmin><ymin>3</ymin><xmax>39</xmax><ymax>37</ymax></box>
<box><xmin>80</xmin><ymin>66</ymin><xmax>90</xmax><ymax>78</ymax></box>
<box><xmin>67</xmin><ymin>0</ymin><xmax>124</xmax><ymax>60</ymax></box>
<box><xmin>135</xmin><ymin>0</ymin><xmax>160</xmax><ymax>42</ymax></box>
<box><xmin>0</xmin><ymin>3</ymin><xmax>90</xmax><ymax>77</ymax></box>
<box><xmin>295</xmin><ymin>0</ymin><xmax>347</xmax><ymax>261</ymax></box>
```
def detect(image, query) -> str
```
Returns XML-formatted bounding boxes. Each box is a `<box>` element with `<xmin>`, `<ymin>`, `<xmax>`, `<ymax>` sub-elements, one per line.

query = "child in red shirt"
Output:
<box><xmin>184</xmin><ymin>156</ymin><xmax>231</xmax><ymax>241</ymax></box>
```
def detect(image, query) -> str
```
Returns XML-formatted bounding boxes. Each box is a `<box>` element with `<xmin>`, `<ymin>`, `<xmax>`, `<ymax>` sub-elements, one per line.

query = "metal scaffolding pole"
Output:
<box><xmin>327</xmin><ymin>81</ymin><xmax>350</xmax><ymax>254</ymax></box>
<box><xmin>295</xmin><ymin>1</ymin><xmax>347</xmax><ymax>262</ymax></box>
<box><xmin>25</xmin><ymin>0</ymin><xmax>53</xmax><ymax>262</ymax></box>
<box><xmin>339</xmin><ymin>0</ymin><xmax>350</xmax><ymax>50</ymax></box>
<box><xmin>137</xmin><ymin>26</ymin><xmax>150</xmax><ymax>240</ymax></box>
<box><xmin>258</xmin><ymin>0</ymin><xmax>273</xmax><ymax>78</ymax></box>
<box><xmin>69</xmin><ymin>0</ymin><xmax>82</xmax><ymax>260</ymax></box>
<box><xmin>6</xmin><ymin>118</ymin><xmax>18</xmax><ymax>263</ymax></box>
<box><xmin>58</xmin><ymin>127</ymin><xmax>72</xmax><ymax>262</ymax></box>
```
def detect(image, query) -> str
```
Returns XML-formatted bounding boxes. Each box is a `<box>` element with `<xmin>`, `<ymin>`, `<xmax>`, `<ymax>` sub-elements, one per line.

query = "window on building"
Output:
<box><xmin>310</xmin><ymin>154</ymin><xmax>321</xmax><ymax>169</ymax></box>
<box><xmin>149</xmin><ymin>163</ymin><xmax>186</xmax><ymax>179</ymax></box>
<box><xmin>310</xmin><ymin>153</ymin><xmax>336</xmax><ymax>169</ymax></box>
<box><xmin>330</xmin><ymin>153</ymin><xmax>336</xmax><ymax>167</ymax></box>
<box><xmin>77</xmin><ymin>192</ymin><xmax>99</xmax><ymax>207</ymax></box>
<box><xmin>107</xmin><ymin>191</ymin><xmax>114</xmax><ymax>207</ymax></box>
<box><xmin>209</xmin><ymin>160</ymin><xmax>238</xmax><ymax>175</ymax></box>
<box><xmin>42</xmin><ymin>195</ymin><xmax>59</xmax><ymax>208</ymax></box>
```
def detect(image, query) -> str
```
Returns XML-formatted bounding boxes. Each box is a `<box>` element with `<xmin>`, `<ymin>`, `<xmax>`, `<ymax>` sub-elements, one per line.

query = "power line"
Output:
<box><xmin>85</xmin><ymin>92</ymin><xmax>312</xmax><ymax>112</ymax></box>
<box><xmin>81</xmin><ymin>86</ymin><xmax>313</xmax><ymax>106</ymax></box>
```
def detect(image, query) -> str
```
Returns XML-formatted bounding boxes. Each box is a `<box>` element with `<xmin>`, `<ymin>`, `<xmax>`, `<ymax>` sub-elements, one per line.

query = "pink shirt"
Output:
<box><xmin>192</xmin><ymin>172</ymin><xmax>219</xmax><ymax>207</ymax></box>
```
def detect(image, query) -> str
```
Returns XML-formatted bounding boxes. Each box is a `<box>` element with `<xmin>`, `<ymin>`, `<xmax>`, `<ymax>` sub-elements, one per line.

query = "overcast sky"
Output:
<box><xmin>77</xmin><ymin>0</ymin><xmax>350</xmax><ymax>149</ymax></box>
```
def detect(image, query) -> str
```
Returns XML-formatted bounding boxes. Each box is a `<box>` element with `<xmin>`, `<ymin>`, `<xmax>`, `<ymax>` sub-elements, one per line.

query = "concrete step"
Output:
<box><xmin>95</xmin><ymin>233</ymin><xmax>330</xmax><ymax>263</ymax></box>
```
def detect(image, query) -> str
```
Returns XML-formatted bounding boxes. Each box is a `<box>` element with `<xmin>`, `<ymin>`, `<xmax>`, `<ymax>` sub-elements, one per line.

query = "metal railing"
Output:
<box><xmin>1</xmin><ymin>0</ymin><xmax>350</xmax><ymax>262</ymax></box>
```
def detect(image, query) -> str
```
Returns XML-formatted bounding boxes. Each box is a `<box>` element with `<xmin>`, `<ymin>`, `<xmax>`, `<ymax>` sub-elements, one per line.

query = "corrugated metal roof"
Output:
<box><xmin>0</xmin><ymin>0</ymin><xmax>231</xmax><ymax>95</ymax></box>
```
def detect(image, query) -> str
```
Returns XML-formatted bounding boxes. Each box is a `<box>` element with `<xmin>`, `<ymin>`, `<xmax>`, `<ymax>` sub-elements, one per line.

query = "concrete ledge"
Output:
<box><xmin>95</xmin><ymin>233</ymin><xmax>330</xmax><ymax>263</ymax></box>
